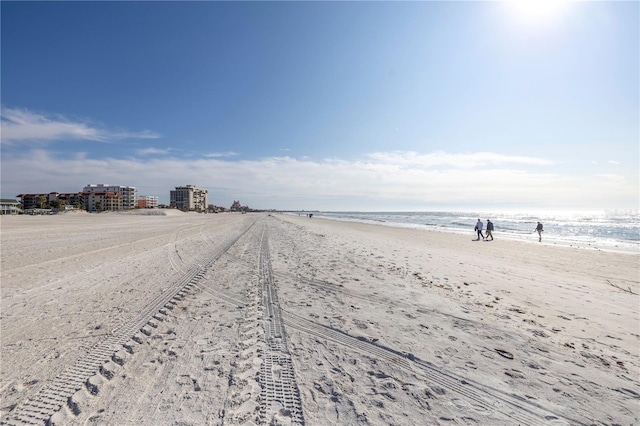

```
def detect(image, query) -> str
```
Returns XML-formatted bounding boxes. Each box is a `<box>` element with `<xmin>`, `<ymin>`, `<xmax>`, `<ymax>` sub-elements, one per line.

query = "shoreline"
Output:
<box><xmin>6</xmin><ymin>209</ymin><xmax>638</xmax><ymax>254</ymax></box>
<box><xmin>290</xmin><ymin>212</ymin><xmax>640</xmax><ymax>255</ymax></box>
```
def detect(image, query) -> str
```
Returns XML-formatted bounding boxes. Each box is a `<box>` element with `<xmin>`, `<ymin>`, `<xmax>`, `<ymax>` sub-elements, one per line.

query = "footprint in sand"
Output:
<box><xmin>451</xmin><ymin>397</ymin><xmax>490</xmax><ymax>414</ymax></box>
<box><xmin>494</xmin><ymin>348</ymin><xmax>514</xmax><ymax>359</ymax></box>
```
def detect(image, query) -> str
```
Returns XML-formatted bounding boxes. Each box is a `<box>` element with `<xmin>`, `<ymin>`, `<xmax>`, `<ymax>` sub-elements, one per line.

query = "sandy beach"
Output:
<box><xmin>1</xmin><ymin>211</ymin><xmax>638</xmax><ymax>425</ymax></box>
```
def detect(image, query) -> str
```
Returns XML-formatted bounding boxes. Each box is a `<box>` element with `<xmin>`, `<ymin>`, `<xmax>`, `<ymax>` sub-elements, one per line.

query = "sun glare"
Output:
<box><xmin>506</xmin><ymin>0</ymin><xmax>571</xmax><ymax>26</ymax></box>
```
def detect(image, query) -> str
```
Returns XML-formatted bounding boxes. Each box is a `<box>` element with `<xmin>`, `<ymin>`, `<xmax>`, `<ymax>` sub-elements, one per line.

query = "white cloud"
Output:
<box><xmin>204</xmin><ymin>152</ymin><xmax>238</xmax><ymax>158</ymax></box>
<box><xmin>1</xmin><ymin>149</ymin><xmax>636</xmax><ymax>211</ymax></box>
<box><xmin>137</xmin><ymin>147</ymin><xmax>171</xmax><ymax>156</ymax></box>
<box><xmin>0</xmin><ymin>107</ymin><xmax>161</xmax><ymax>145</ymax></box>
<box><xmin>607</xmin><ymin>160</ymin><xmax>621</xmax><ymax>165</ymax></box>
<box><xmin>366</xmin><ymin>151</ymin><xmax>554</xmax><ymax>168</ymax></box>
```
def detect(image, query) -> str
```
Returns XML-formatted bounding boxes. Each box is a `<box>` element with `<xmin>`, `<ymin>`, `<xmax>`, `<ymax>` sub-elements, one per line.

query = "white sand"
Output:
<box><xmin>1</xmin><ymin>212</ymin><xmax>638</xmax><ymax>425</ymax></box>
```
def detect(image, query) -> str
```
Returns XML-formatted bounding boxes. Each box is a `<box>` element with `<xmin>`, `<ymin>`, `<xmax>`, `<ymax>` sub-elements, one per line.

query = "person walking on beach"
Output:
<box><xmin>474</xmin><ymin>219</ymin><xmax>485</xmax><ymax>240</ymax></box>
<box><xmin>486</xmin><ymin>219</ymin><xmax>494</xmax><ymax>241</ymax></box>
<box><xmin>535</xmin><ymin>221</ymin><xmax>544</xmax><ymax>242</ymax></box>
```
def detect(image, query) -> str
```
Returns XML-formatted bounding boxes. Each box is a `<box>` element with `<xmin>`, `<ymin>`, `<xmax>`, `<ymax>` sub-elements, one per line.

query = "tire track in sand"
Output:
<box><xmin>167</xmin><ymin>230</ymin><xmax>186</xmax><ymax>274</ymax></box>
<box><xmin>281</xmin><ymin>308</ymin><xmax>583</xmax><ymax>426</ymax></box>
<box><xmin>1</xmin><ymin>219</ymin><xmax>257</xmax><ymax>426</ymax></box>
<box><xmin>257</xmin><ymin>226</ymin><xmax>305</xmax><ymax>425</ymax></box>
<box><xmin>222</xmin><ymin>223</ymin><xmax>305</xmax><ymax>425</ymax></box>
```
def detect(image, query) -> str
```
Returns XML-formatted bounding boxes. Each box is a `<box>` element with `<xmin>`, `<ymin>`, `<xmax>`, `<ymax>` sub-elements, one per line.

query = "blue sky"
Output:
<box><xmin>1</xmin><ymin>1</ymin><xmax>638</xmax><ymax>211</ymax></box>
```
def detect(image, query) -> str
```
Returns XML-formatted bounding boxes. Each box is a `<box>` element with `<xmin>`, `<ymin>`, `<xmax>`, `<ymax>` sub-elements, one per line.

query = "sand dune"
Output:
<box><xmin>1</xmin><ymin>212</ymin><xmax>638</xmax><ymax>425</ymax></box>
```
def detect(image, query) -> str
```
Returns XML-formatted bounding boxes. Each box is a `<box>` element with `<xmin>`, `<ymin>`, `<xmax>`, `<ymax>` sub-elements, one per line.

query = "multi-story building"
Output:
<box><xmin>17</xmin><ymin>192</ymin><xmax>94</xmax><ymax>210</ymax></box>
<box><xmin>16</xmin><ymin>188</ymin><xmax>130</xmax><ymax>212</ymax></box>
<box><xmin>170</xmin><ymin>185</ymin><xmax>208</xmax><ymax>211</ymax></box>
<box><xmin>0</xmin><ymin>199</ymin><xmax>21</xmax><ymax>215</ymax></box>
<box><xmin>85</xmin><ymin>191</ymin><xmax>122</xmax><ymax>212</ymax></box>
<box><xmin>137</xmin><ymin>195</ymin><xmax>158</xmax><ymax>209</ymax></box>
<box><xmin>16</xmin><ymin>192</ymin><xmax>61</xmax><ymax>209</ymax></box>
<box><xmin>83</xmin><ymin>184</ymin><xmax>137</xmax><ymax>210</ymax></box>
<box><xmin>57</xmin><ymin>192</ymin><xmax>87</xmax><ymax>208</ymax></box>
<box><xmin>16</xmin><ymin>193</ymin><xmax>41</xmax><ymax>210</ymax></box>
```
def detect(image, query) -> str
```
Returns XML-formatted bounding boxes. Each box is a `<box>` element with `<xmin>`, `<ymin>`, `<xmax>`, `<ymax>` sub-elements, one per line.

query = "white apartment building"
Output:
<box><xmin>170</xmin><ymin>185</ymin><xmax>208</xmax><ymax>211</ymax></box>
<box><xmin>137</xmin><ymin>195</ymin><xmax>158</xmax><ymax>209</ymax></box>
<box><xmin>83</xmin><ymin>184</ymin><xmax>137</xmax><ymax>210</ymax></box>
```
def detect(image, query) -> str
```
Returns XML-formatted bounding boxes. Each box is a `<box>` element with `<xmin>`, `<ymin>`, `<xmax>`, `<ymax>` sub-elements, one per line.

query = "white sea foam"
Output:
<box><xmin>304</xmin><ymin>210</ymin><xmax>640</xmax><ymax>253</ymax></box>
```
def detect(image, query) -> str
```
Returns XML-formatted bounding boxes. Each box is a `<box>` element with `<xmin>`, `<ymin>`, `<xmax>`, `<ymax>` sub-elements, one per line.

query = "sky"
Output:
<box><xmin>1</xmin><ymin>1</ymin><xmax>638</xmax><ymax>212</ymax></box>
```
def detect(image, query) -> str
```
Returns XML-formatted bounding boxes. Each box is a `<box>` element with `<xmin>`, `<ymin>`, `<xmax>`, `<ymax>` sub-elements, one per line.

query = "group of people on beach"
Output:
<box><xmin>474</xmin><ymin>219</ymin><xmax>494</xmax><ymax>241</ymax></box>
<box><xmin>475</xmin><ymin>219</ymin><xmax>544</xmax><ymax>242</ymax></box>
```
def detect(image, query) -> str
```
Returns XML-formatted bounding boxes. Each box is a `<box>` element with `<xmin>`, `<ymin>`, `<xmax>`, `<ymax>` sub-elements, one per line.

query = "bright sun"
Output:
<box><xmin>506</xmin><ymin>0</ymin><xmax>571</xmax><ymax>25</ymax></box>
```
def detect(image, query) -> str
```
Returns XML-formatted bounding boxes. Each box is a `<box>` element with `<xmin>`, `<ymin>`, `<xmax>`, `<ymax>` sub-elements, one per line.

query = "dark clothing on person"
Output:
<box><xmin>535</xmin><ymin>222</ymin><xmax>543</xmax><ymax>242</ymax></box>
<box><xmin>486</xmin><ymin>220</ymin><xmax>494</xmax><ymax>240</ymax></box>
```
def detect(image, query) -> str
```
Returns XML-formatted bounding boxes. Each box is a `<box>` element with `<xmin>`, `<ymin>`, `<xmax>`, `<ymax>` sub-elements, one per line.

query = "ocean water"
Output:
<box><xmin>305</xmin><ymin>210</ymin><xmax>640</xmax><ymax>253</ymax></box>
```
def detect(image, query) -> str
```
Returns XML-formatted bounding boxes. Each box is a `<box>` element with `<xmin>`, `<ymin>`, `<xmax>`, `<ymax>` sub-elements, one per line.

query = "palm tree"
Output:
<box><xmin>36</xmin><ymin>196</ymin><xmax>47</xmax><ymax>209</ymax></box>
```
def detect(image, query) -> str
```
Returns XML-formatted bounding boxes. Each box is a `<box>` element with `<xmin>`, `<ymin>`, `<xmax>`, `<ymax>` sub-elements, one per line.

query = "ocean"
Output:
<box><xmin>301</xmin><ymin>210</ymin><xmax>640</xmax><ymax>254</ymax></box>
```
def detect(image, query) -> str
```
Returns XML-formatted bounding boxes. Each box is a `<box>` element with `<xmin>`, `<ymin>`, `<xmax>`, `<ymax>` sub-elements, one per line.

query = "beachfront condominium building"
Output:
<box><xmin>16</xmin><ymin>193</ymin><xmax>57</xmax><ymax>210</ymax></box>
<box><xmin>137</xmin><ymin>195</ymin><xmax>158</xmax><ymax>209</ymax></box>
<box><xmin>17</xmin><ymin>192</ymin><xmax>87</xmax><ymax>210</ymax></box>
<box><xmin>83</xmin><ymin>184</ymin><xmax>137</xmax><ymax>210</ymax></box>
<box><xmin>0</xmin><ymin>199</ymin><xmax>22</xmax><ymax>215</ymax></box>
<box><xmin>16</xmin><ymin>190</ymin><xmax>127</xmax><ymax>212</ymax></box>
<box><xmin>170</xmin><ymin>185</ymin><xmax>208</xmax><ymax>211</ymax></box>
<box><xmin>85</xmin><ymin>191</ymin><xmax>123</xmax><ymax>212</ymax></box>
